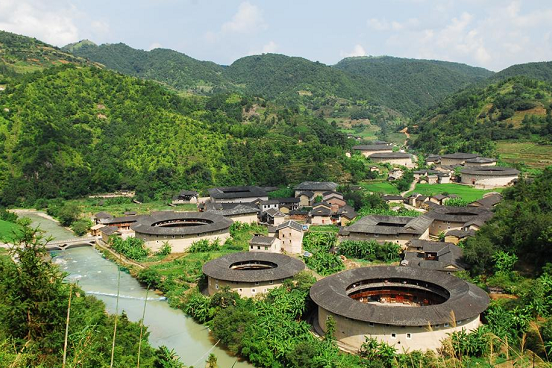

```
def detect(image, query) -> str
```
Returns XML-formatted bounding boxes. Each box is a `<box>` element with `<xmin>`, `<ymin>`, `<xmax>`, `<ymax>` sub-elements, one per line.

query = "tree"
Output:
<box><xmin>57</xmin><ymin>202</ymin><xmax>81</xmax><ymax>226</ymax></box>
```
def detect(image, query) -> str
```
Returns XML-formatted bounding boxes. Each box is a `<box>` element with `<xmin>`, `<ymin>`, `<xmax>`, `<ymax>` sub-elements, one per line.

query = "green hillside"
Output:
<box><xmin>63</xmin><ymin>41</ymin><xmax>229</xmax><ymax>93</ymax></box>
<box><xmin>334</xmin><ymin>56</ymin><xmax>493</xmax><ymax>110</ymax></box>
<box><xmin>409</xmin><ymin>76</ymin><xmax>552</xmax><ymax>156</ymax></box>
<box><xmin>64</xmin><ymin>40</ymin><xmax>496</xmax><ymax>116</ymax></box>
<box><xmin>0</xmin><ymin>65</ymin><xmax>354</xmax><ymax>205</ymax></box>
<box><xmin>491</xmin><ymin>61</ymin><xmax>552</xmax><ymax>83</ymax></box>
<box><xmin>0</xmin><ymin>30</ymin><xmax>95</xmax><ymax>80</ymax></box>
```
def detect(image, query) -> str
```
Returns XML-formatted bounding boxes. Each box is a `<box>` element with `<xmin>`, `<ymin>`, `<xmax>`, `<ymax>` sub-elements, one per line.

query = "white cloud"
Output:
<box><xmin>222</xmin><ymin>2</ymin><xmax>267</xmax><ymax>34</ymax></box>
<box><xmin>91</xmin><ymin>20</ymin><xmax>110</xmax><ymax>35</ymax></box>
<box><xmin>367</xmin><ymin>2</ymin><xmax>552</xmax><ymax>70</ymax></box>
<box><xmin>248</xmin><ymin>40</ymin><xmax>278</xmax><ymax>56</ymax></box>
<box><xmin>148</xmin><ymin>42</ymin><xmax>163</xmax><ymax>51</ymax></box>
<box><xmin>341</xmin><ymin>44</ymin><xmax>367</xmax><ymax>58</ymax></box>
<box><xmin>261</xmin><ymin>41</ymin><xmax>278</xmax><ymax>53</ymax></box>
<box><xmin>0</xmin><ymin>0</ymin><xmax>80</xmax><ymax>46</ymax></box>
<box><xmin>367</xmin><ymin>18</ymin><xmax>390</xmax><ymax>31</ymax></box>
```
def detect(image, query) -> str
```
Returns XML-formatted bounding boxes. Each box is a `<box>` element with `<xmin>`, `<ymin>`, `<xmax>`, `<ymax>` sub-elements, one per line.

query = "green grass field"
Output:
<box><xmin>359</xmin><ymin>181</ymin><xmax>400</xmax><ymax>194</ymax></box>
<box><xmin>65</xmin><ymin>198</ymin><xmax>196</xmax><ymax>218</ymax></box>
<box><xmin>497</xmin><ymin>141</ymin><xmax>552</xmax><ymax>169</ymax></box>
<box><xmin>407</xmin><ymin>183</ymin><xmax>501</xmax><ymax>202</ymax></box>
<box><xmin>0</xmin><ymin>220</ymin><xmax>21</xmax><ymax>242</ymax></box>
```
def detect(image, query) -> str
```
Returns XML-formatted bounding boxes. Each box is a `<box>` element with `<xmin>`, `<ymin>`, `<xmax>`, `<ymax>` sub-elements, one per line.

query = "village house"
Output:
<box><xmin>275</xmin><ymin>221</ymin><xmax>304</xmax><ymax>254</ymax></box>
<box><xmin>99</xmin><ymin>226</ymin><xmax>120</xmax><ymax>243</ymax></box>
<box><xmin>311</xmin><ymin>266</ymin><xmax>489</xmax><ymax>352</ymax></box>
<box><xmin>425</xmin><ymin>206</ymin><xmax>493</xmax><ymax>237</ymax></box>
<box><xmin>296</xmin><ymin>191</ymin><xmax>315</xmax><ymax>207</ymax></box>
<box><xmin>274</xmin><ymin>197</ymin><xmax>300</xmax><ymax>213</ymax></box>
<box><xmin>440</xmin><ymin>153</ymin><xmax>479</xmax><ymax>167</ymax></box>
<box><xmin>444</xmin><ymin>229</ymin><xmax>476</xmax><ymax>244</ymax></box>
<box><xmin>370</xmin><ymin>152</ymin><xmax>415</xmax><ymax>168</ymax></box>
<box><xmin>93</xmin><ymin>211</ymin><xmax>113</xmax><ymax>225</ymax></box>
<box><xmin>338</xmin><ymin>214</ymin><xmax>433</xmax><ymax>246</ymax></box>
<box><xmin>426</xmin><ymin>154</ymin><xmax>441</xmax><ymax>165</ymax></box>
<box><xmin>337</xmin><ymin>205</ymin><xmax>357</xmax><ymax>226</ymax></box>
<box><xmin>402</xmin><ymin>240</ymin><xmax>466</xmax><ymax>273</ymax></box>
<box><xmin>249</xmin><ymin>235</ymin><xmax>282</xmax><ymax>253</ymax></box>
<box><xmin>203</xmin><ymin>252</ymin><xmax>305</xmax><ymax>297</ymax></box>
<box><xmin>469</xmin><ymin>193</ymin><xmax>502</xmax><ymax>209</ymax></box>
<box><xmin>464</xmin><ymin>157</ymin><xmax>497</xmax><ymax>167</ymax></box>
<box><xmin>460</xmin><ymin>167</ymin><xmax>519</xmax><ymax>188</ymax></box>
<box><xmin>203</xmin><ymin>203</ymin><xmax>259</xmax><ymax>224</ymax></box>
<box><xmin>294</xmin><ymin>181</ymin><xmax>339</xmax><ymax>198</ymax></box>
<box><xmin>259</xmin><ymin>199</ymin><xmax>279</xmax><ymax>212</ymax></box>
<box><xmin>208</xmin><ymin>186</ymin><xmax>268</xmax><ymax>203</ymax></box>
<box><xmin>352</xmin><ymin>143</ymin><xmax>393</xmax><ymax>158</ymax></box>
<box><xmin>264</xmin><ymin>208</ymin><xmax>286</xmax><ymax>226</ymax></box>
<box><xmin>172</xmin><ymin>190</ymin><xmax>199</xmax><ymax>204</ymax></box>
<box><xmin>309</xmin><ymin>203</ymin><xmax>333</xmax><ymax>225</ymax></box>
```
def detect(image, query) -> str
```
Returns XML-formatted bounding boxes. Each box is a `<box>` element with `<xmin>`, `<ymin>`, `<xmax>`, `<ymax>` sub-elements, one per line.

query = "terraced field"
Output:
<box><xmin>497</xmin><ymin>141</ymin><xmax>552</xmax><ymax>169</ymax></box>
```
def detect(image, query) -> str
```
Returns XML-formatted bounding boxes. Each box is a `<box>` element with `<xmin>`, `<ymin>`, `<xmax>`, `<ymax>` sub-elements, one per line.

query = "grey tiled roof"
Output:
<box><xmin>352</xmin><ymin>144</ymin><xmax>393</xmax><ymax>151</ymax></box>
<box><xmin>470</xmin><ymin>193</ymin><xmax>502</xmax><ymax>208</ymax></box>
<box><xmin>461</xmin><ymin>166</ymin><xmax>519</xmax><ymax>176</ymax></box>
<box><xmin>425</xmin><ymin>206</ymin><xmax>493</xmax><ymax>224</ymax></box>
<box><xmin>310</xmin><ymin>266</ymin><xmax>489</xmax><ymax>326</ymax></box>
<box><xmin>208</xmin><ymin>186</ymin><xmax>267</xmax><ymax>199</ymax></box>
<box><xmin>276</xmin><ymin>220</ymin><xmax>303</xmax><ymax>232</ymax></box>
<box><xmin>131</xmin><ymin>212</ymin><xmax>232</xmax><ymax>236</ymax></box>
<box><xmin>339</xmin><ymin>215</ymin><xmax>433</xmax><ymax>236</ymax></box>
<box><xmin>370</xmin><ymin>152</ymin><xmax>411</xmax><ymax>159</ymax></box>
<box><xmin>202</xmin><ymin>252</ymin><xmax>305</xmax><ymax>282</ymax></box>
<box><xmin>249</xmin><ymin>235</ymin><xmax>277</xmax><ymax>247</ymax></box>
<box><xmin>294</xmin><ymin>181</ymin><xmax>338</xmax><ymax>191</ymax></box>
<box><xmin>441</xmin><ymin>153</ymin><xmax>479</xmax><ymax>159</ymax></box>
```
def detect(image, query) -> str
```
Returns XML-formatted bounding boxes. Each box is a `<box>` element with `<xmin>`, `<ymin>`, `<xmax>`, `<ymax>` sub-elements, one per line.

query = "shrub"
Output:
<box><xmin>71</xmin><ymin>218</ymin><xmax>92</xmax><ymax>236</ymax></box>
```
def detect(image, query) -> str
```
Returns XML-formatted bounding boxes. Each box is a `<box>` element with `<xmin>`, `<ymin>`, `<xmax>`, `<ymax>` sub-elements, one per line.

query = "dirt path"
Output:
<box><xmin>399</xmin><ymin>127</ymin><xmax>410</xmax><ymax>146</ymax></box>
<box><xmin>400</xmin><ymin>179</ymin><xmax>417</xmax><ymax>197</ymax></box>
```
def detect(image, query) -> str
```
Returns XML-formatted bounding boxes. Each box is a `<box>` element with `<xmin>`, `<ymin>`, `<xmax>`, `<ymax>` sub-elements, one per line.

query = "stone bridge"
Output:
<box><xmin>46</xmin><ymin>237</ymin><xmax>99</xmax><ymax>251</ymax></box>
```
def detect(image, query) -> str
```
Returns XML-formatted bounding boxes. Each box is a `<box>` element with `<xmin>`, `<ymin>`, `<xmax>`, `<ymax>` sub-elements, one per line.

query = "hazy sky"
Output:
<box><xmin>0</xmin><ymin>0</ymin><xmax>551</xmax><ymax>71</ymax></box>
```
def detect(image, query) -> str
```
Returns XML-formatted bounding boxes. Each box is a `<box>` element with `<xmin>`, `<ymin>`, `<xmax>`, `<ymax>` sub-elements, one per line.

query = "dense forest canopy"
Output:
<box><xmin>334</xmin><ymin>56</ymin><xmax>493</xmax><ymax>110</ymax></box>
<box><xmin>0</xmin><ymin>65</ymin><xmax>361</xmax><ymax>205</ymax></box>
<box><xmin>63</xmin><ymin>39</ymin><xmax>497</xmax><ymax>116</ymax></box>
<box><xmin>410</xmin><ymin>76</ymin><xmax>552</xmax><ymax>155</ymax></box>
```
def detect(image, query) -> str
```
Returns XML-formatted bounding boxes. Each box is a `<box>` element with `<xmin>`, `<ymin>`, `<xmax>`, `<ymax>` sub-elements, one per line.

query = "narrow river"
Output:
<box><xmin>19</xmin><ymin>211</ymin><xmax>252</xmax><ymax>368</ymax></box>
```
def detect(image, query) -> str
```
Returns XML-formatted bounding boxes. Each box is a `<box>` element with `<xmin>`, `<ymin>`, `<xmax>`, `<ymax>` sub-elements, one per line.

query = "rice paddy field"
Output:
<box><xmin>497</xmin><ymin>141</ymin><xmax>552</xmax><ymax>170</ymax></box>
<box><xmin>359</xmin><ymin>181</ymin><xmax>400</xmax><ymax>194</ymax></box>
<box><xmin>407</xmin><ymin>183</ymin><xmax>501</xmax><ymax>202</ymax></box>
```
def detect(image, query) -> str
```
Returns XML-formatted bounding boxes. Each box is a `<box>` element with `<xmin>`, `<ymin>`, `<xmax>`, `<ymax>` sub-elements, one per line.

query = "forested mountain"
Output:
<box><xmin>64</xmin><ymin>40</ymin><xmax>495</xmax><ymax>115</ymax></box>
<box><xmin>0</xmin><ymin>30</ymin><xmax>95</xmax><ymax>81</ymax></box>
<box><xmin>0</xmin><ymin>65</ymin><xmax>358</xmax><ymax>205</ymax></box>
<box><xmin>63</xmin><ymin>41</ymin><xmax>230</xmax><ymax>93</ymax></box>
<box><xmin>409</xmin><ymin>76</ymin><xmax>552</xmax><ymax>155</ymax></box>
<box><xmin>334</xmin><ymin>56</ymin><xmax>493</xmax><ymax>110</ymax></box>
<box><xmin>491</xmin><ymin>61</ymin><xmax>552</xmax><ymax>83</ymax></box>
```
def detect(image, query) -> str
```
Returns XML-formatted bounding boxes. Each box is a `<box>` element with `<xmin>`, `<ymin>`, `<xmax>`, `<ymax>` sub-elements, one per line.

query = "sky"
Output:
<box><xmin>0</xmin><ymin>0</ymin><xmax>551</xmax><ymax>71</ymax></box>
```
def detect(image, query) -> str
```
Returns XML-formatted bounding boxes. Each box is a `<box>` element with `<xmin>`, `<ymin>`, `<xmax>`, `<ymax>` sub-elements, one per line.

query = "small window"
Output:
<box><xmin>406</xmin><ymin>333</ymin><xmax>411</xmax><ymax>339</ymax></box>
<box><xmin>444</xmin><ymin>323</ymin><xmax>450</xmax><ymax>327</ymax></box>
<box><xmin>252</xmin><ymin>289</ymin><xmax>256</xmax><ymax>293</ymax></box>
<box><xmin>255</xmin><ymin>282</ymin><xmax>259</xmax><ymax>286</ymax></box>
<box><xmin>368</xmin><ymin>322</ymin><xmax>374</xmax><ymax>327</ymax></box>
<box><xmin>215</xmin><ymin>284</ymin><xmax>219</xmax><ymax>290</ymax></box>
<box><xmin>391</xmin><ymin>333</ymin><xmax>396</xmax><ymax>339</ymax></box>
<box><xmin>269</xmin><ymin>280</ymin><xmax>273</xmax><ymax>284</ymax></box>
<box><xmin>257</xmin><ymin>246</ymin><xmax>261</xmax><ymax>250</ymax></box>
<box><xmin>239</xmin><ymin>288</ymin><xmax>243</xmax><ymax>292</ymax></box>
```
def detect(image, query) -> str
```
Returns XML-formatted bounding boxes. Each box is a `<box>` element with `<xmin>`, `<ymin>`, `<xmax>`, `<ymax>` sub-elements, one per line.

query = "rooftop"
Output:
<box><xmin>294</xmin><ymin>181</ymin><xmax>338</xmax><ymax>192</ymax></box>
<box><xmin>339</xmin><ymin>215</ymin><xmax>433</xmax><ymax>236</ymax></box>
<box><xmin>369</xmin><ymin>152</ymin><xmax>412</xmax><ymax>159</ymax></box>
<box><xmin>208</xmin><ymin>186</ymin><xmax>268</xmax><ymax>199</ymax></box>
<box><xmin>276</xmin><ymin>220</ymin><xmax>304</xmax><ymax>232</ymax></box>
<box><xmin>202</xmin><ymin>252</ymin><xmax>305</xmax><ymax>283</ymax></box>
<box><xmin>352</xmin><ymin>144</ymin><xmax>393</xmax><ymax>151</ymax></box>
<box><xmin>465</xmin><ymin>157</ymin><xmax>497</xmax><ymax>164</ymax></box>
<box><xmin>461</xmin><ymin>166</ymin><xmax>520</xmax><ymax>176</ymax></box>
<box><xmin>441</xmin><ymin>153</ymin><xmax>479</xmax><ymax>160</ymax></box>
<box><xmin>249</xmin><ymin>235</ymin><xmax>278</xmax><ymax>247</ymax></box>
<box><xmin>131</xmin><ymin>211</ymin><xmax>233</xmax><ymax>236</ymax></box>
<box><xmin>310</xmin><ymin>266</ymin><xmax>489</xmax><ymax>326</ymax></box>
<box><xmin>425</xmin><ymin>206</ymin><xmax>493</xmax><ymax>224</ymax></box>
